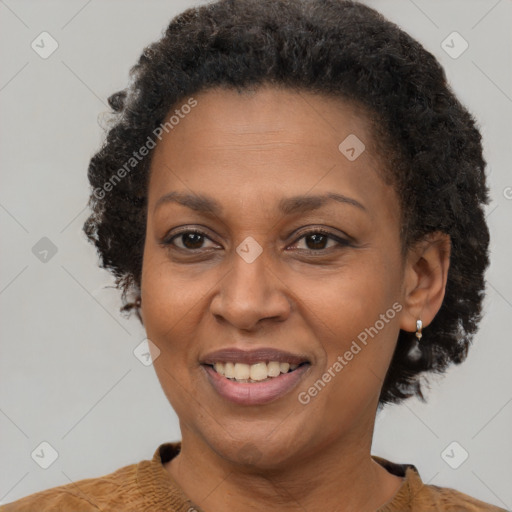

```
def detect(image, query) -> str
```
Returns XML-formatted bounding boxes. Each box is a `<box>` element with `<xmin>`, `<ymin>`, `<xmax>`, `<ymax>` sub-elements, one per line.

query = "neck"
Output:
<box><xmin>165</xmin><ymin>419</ymin><xmax>403</xmax><ymax>511</ymax></box>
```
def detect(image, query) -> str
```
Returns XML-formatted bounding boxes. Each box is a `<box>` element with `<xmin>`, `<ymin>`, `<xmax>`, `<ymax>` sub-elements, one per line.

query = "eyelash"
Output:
<box><xmin>161</xmin><ymin>227</ymin><xmax>351</xmax><ymax>255</ymax></box>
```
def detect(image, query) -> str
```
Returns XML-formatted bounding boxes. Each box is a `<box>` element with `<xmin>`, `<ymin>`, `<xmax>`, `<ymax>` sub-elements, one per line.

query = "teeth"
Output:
<box><xmin>249</xmin><ymin>362</ymin><xmax>268</xmax><ymax>381</ymax></box>
<box><xmin>279</xmin><ymin>362</ymin><xmax>290</xmax><ymax>373</ymax></box>
<box><xmin>211</xmin><ymin>361</ymin><xmax>303</xmax><ymax>381</ymax></box>
<box><xmin>267</xmin><ymin>361</ymin><xmax>281</xmax><ymax>377</ymax></box>
<box><xmin>214</xmin><ymin>363</ymin><xmax>225</xmax><ymax>376</ymax></box>
<box><xmin>224</xmin><ymin>362</ymin><xmax>235</xmax><ymax>378</ymax></box>
<box><xmin>234</xmin><ymin>363</ymin><xmax>251</xmax><ymax>380</ymax></box>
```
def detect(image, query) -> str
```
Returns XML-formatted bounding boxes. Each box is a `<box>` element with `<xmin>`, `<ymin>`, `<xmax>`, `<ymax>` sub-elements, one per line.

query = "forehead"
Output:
<box><xmin>148</xmin><ymin>86</ymin><xmax>398</xmax><ymax>226</ymax></box>
<box><xmin>154</xmin><ymin>85</ymin><xmax>375</xmax><ymax>152</ymax></box>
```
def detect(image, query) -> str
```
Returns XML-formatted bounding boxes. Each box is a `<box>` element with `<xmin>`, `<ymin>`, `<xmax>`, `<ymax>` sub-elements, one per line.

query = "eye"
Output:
<box><xmin>289</xmin><ymin>229</ymin><xmax>350</xmax><ymax>252</ymax></box>
<box><xmin>162</xmin><ymin>229</ymin><xmax>218</xmax><ymax>251</ymax></box>
<box><xmin>161</xmin><ymin>227</ymin><xmax>351</xmax><ymax>254</ymax></box>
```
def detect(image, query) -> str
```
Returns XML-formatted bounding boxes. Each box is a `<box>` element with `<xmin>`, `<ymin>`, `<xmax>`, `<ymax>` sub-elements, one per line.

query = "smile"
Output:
<box><xmin>201</xmin><ymin>348</ymin><xmax>311</xmax><ymax>405</ymax></box>
<box><xmin>210</xmin><ymin>361</ymin><xmax>303</xmax><ymax>382</ymax></box>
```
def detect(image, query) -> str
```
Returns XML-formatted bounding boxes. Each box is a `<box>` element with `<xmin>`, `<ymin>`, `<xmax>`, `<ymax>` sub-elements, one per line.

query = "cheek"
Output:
<box><xmin>299</xmin><ymin>249</ymin><xmax>400</xmax><ymax>344</ymax></box>
<box><xmin>298</xmin><ymin>252</ymin><xmax>401</xmax><ymax>409</ymax></box>
<box><xmin>140</xmin><ymin>255</ymin><xmax>195</xmax><ymax>373</ymax></box>
<box><xmin>141</xmin><ymin>244</ymin><xmax>203</xmax><ymax>337</ymax></box>
<box><xmin>140</xmin><ymin>256</ymin><xmax>205</xmax><ymax>416</ymax></box>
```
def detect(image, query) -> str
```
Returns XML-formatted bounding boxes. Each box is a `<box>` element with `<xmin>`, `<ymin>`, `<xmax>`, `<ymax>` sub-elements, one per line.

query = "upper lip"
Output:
<box><xmin>201</xmin><ymin>348</ymin><xmax>310</xmax><ymax>366</ymax></box>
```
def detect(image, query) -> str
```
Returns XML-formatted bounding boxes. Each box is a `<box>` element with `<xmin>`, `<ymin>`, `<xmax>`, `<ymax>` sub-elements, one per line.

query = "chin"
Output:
<box><xmin>200</xmin><ymin>421</ymin><xmax>314</xmax><ymax>471</ymax></box>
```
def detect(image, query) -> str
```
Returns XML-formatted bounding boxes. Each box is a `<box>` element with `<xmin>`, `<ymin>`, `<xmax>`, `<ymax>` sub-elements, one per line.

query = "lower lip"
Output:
<box><xmin>203</xmin><ymin>364</ymin><xmax>310</xmax><ymax>405</ymax></box>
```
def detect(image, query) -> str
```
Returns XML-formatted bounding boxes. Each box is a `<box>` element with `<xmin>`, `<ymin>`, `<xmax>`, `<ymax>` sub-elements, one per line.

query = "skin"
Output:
<box><xmin>139</xmin><ymin>85</ymin><xmax>451</xmax><ymax>511</ymax></box>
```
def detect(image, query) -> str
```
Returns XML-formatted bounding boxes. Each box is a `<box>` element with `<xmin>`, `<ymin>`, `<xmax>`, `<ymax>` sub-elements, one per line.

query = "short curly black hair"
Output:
<box><xmin>83</xmin><ymin>0</ymin><xmax>490</xmax><ymax>405</ymax></box>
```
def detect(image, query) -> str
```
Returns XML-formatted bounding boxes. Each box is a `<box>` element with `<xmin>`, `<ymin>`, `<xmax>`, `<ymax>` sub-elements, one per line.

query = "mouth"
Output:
<box><xmin>205</xmin><ymin>361</ymin><xmax>308</xmax><ymax>383</ymax></box>
<box><xmin>200</xmin><ymin>348</ymin><xmax>311</xmax><ymax>405</ymax></box>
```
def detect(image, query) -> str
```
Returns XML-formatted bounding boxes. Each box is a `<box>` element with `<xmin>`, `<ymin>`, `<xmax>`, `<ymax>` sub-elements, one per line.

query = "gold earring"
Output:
<box><xmin>415</xmin><ymin>319</ymin><xmax>423</xmax><ymax>341</ymax></box>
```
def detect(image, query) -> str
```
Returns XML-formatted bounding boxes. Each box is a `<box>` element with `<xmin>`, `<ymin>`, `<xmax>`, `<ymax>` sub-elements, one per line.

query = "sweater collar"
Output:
<box><xmin>138</xmin><ymin>441</ymin><xmax>425</xmax><ymax>511</ymax></box>
<box><xmin>136</xmin><ymin>442</ymin><xmax>199</xmax><ymax>511</ymax></box>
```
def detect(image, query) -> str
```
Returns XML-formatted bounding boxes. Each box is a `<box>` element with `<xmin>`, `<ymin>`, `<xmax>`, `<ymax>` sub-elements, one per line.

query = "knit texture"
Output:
<box><xmin>1</xmin><ymin>442</ymin><xmax>506</xmax><ymax>511</ymax></box>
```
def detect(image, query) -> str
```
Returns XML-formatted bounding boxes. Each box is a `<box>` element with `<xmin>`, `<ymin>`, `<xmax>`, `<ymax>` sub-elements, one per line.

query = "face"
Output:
<box><xmin>140</xmin><ymin>85</ymin><xmax>407</xmax><ymax>469</ymax></box>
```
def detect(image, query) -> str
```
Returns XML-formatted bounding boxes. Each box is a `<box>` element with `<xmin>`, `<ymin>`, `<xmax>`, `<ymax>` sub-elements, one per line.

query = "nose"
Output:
<box><xmin>209</xmin><ymin>246</ymin><xmax>292</xmax><ymax>331</ymax></box>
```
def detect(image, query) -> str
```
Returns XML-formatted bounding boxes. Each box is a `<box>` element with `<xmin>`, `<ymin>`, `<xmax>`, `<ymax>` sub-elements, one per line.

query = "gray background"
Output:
<box><xmin>0</xmin><ymin>0</ymin><xmax>511</xmax><ymax>508</ymax></box>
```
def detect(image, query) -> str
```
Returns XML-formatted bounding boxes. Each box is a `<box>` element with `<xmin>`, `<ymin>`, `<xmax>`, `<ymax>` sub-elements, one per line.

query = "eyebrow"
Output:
<box><xmin>154</xmin><ymin>191</ymin><xmax>366</xmax><ymax>216</ymax></box>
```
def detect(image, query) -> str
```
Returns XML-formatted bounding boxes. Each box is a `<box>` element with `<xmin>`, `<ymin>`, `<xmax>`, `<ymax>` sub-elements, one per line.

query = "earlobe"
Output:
<box><xmin>399</xmin><ymin>232</ymin><xmax>451</xmax><ymax>334</ymax></box>
<box><xmin>136</xmin><ymin>296</ymin><xmax>144</xmax><ymax>325</ymax></box>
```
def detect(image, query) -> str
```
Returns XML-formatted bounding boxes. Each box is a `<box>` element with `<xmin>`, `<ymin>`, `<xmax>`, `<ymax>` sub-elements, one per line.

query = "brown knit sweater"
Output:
<box><xmin>1</xmin><ymin>442</ymin><xmax>506</xmax><ymax>511</ymax></box>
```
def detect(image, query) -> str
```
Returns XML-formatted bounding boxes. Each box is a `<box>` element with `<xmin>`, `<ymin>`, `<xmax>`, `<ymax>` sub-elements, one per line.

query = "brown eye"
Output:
<box><xmin>177</xmin><ymin>232</ymin><xmax>205</xmax><ymax>249</ymax></box>
<box><xmin>303</xmin><ymin>233</ymin><xmax>331</xmax><ymax>250</ymax></box>
<box><xmin>291</xmin><ymin>229</ymin><xmax>350</xmax><ymax>252</ymax></box>
<box><xmin>163</xmin><ymin>229</ymin><xmax>218</xmax><ymax>251</ymax></box>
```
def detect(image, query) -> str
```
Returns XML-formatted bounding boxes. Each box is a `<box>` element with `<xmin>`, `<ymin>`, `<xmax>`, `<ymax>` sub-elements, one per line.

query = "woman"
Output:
<box><xmin>2</xmin><ymin>0</ymin><xmax>506</xmax><ymax>510</ymax></box>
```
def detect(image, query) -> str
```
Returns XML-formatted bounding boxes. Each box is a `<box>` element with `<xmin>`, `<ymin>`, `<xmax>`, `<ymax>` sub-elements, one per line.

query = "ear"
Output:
<box><xmin>137</xmin><ymin>295</ymin><xmax>145</xmax><ymax>326</ymax></box>
<box><xmin>399</xmin><ymin>231</ymin><xmax>451</xmax><ymax>333</ymax></box>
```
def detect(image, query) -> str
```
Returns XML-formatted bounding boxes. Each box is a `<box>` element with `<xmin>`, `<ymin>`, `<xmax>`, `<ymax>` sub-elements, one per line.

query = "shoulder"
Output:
<box><xmin>413</xmin><ymin>481</ymin><xmax>508</xmax><ymax>512</ymax></box>
<box><xmin>0</xmin><ymin>460</ymin><xmax>144</xmax><ymax>511</ymax></box>
<box><xmin>373</xmin><ymin>456</ymin><xmax>508</xmax><ymax>512</ymax></box>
